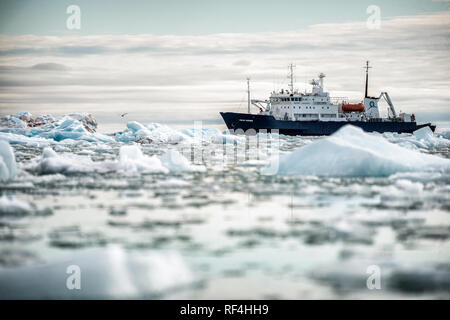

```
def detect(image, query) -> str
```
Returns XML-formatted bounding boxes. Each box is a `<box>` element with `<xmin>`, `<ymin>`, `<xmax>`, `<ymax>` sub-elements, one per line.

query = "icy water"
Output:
<box><xmin>0</xmin><ymin>122</ymin><xmax>450</xmax><ymax>299</ymax></box>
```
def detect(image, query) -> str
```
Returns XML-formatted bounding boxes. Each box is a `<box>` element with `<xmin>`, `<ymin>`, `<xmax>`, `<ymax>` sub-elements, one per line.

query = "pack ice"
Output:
<box><xmin>263</xmin><ymin>125</ymin><xmax>450</xmax><ymax>177</ymax></box>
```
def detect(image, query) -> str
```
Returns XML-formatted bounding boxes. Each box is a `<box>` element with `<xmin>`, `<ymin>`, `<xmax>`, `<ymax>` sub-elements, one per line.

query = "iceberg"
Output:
<box><xmin>262</xmin><ymin>125</ymin><xmax>450</xmax><ymax>177</ymax></box>
<box><xmin>0</xmin><ymin>140</ymin><xmax>16</xmax><ymax>181</ymax></box>
<box><xmin>0</xmin><ymin>112</ymin><xmax>113</xmax><ymax>144</ymax></box>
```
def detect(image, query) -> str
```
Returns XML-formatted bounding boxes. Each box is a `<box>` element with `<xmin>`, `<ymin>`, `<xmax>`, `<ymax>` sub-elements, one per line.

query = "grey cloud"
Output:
<box><xmin>31</xmin><ymin>63</ymin><xmax>69</xmax><ymax>71</ymax></box>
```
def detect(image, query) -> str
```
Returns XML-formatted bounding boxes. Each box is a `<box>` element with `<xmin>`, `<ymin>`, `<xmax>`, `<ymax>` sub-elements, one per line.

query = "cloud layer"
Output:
<box><xmin>0</xmin><ymin>11</ymin><xmax>449</xmax><ymax>128</ymax></box>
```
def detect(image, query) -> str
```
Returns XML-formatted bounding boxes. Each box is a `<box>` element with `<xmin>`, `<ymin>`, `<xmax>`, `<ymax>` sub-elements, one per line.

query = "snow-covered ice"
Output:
<box><xmin>115</xmin><ymin>121</ymin><xmax>193</xmax><ymax>144</ymax></box>
<box><xmin>263</xmin><ymin>125</ymin><xmax>450</xmax><ymax>176</ymax></box>
<box><xmin>0</xmin><ymin>112</ymin><xmax>113</xmax><ymax>144</ymax></box>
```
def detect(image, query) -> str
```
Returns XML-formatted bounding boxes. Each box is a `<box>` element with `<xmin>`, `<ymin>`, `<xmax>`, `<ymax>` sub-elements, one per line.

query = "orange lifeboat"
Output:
<box><xmin>342</xmin><ymin>103</ymin><xmax>364</xmax><ymax>112</ymax></box>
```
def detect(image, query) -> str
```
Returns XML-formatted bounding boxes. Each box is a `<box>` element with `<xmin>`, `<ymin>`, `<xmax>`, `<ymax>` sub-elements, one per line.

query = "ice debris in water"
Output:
<box><xmin>115</xmin><ymin>121</ymin><xmax>243</xmax><ymax>145</ymax></box>
<box><xmin>0</xmin><ymin>140</ymin><xmax>16</xmax><ymax>181</ymax></box>
<box><xmin>179</xmin><ymin>127</ymin><xmax>244</xmax><ymax>144</ymax></box>
<box><xmin>28</xmin><ymin>145</ymin><xmax>203</xmax><ymax>175</ymax></box>
<box><xmin>263</xmin><ymin>125</ymin><xmax>450</xmax><ymax>177</ymax></box>
<box><xmin>0</xmin><ymin>112</ymin><xmax>113</xmax><ymax>143</ymax></box>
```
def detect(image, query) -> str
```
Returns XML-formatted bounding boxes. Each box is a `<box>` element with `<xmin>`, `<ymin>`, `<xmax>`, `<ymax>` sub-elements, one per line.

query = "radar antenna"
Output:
<box><xmin>287</xmin><ymin>63</ymin><xmax>295</xmax><ymax>93</ymax></box>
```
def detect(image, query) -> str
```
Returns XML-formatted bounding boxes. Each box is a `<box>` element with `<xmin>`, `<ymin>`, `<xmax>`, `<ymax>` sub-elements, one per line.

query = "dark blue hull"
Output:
<box><xmin>220</xmin><ymin>112</ymin><xmax>435</xmax><ymax>136</ymax></box>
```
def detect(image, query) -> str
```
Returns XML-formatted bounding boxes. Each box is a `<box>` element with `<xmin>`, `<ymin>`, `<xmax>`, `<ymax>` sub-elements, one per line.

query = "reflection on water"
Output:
<box><xmin>0</xmin><ymin>132</ymin><xmax>449</xmax><ymax>299</ymax></box>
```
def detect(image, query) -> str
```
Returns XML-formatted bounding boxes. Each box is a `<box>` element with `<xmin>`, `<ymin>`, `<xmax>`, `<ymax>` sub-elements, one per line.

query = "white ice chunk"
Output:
<box><xmin>115</xmin><ymin>121</ymin><xmax>192</xmax><ymax>144</ymax></box>
<box><xmin>262</xmin><ymin>125</ymin><xmax>450</xmax><ymax>177</ymax></box>
<box><xmin>29</xmin><ymin>145</ymin><xmax>201</xmax><ymax>175</ymax></box>
<box><xmin>412</xmin><ymin>126</ymin><xmax>450</xmax><ymax>148</ymax></box>
<box><xmin>0</xmin><ymin>140</ymin><xmax>16</xmax><ymax>181</ymax></box>
<box><xmin>0</xmin><ymin>195</ymin><xmax>33</xmax><ymax>217</ymax></box>
<box><xmin>116</xmin><ymin>145</ymin><xmax>168</xmax><ymax>173</ymax></box>
<box><xmin>33</xmin><ymin>147</ymin><xmax>95</xmax><ymax>174</ymax></box>
<box><xmin>438</xmin><ymin>129</ymin><xmax>450</xmax><ymax>140</ymax></box>
<box><xmin>160</xmin><ymin>149</ymin><xmax>206</xmax><ymax>172</ymax></box>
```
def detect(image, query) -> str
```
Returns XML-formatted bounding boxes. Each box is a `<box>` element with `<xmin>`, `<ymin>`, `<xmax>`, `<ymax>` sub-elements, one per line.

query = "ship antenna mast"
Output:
<box><xmin>364</xmin><ymin>60</ymin><xmax>372</xmax><ymax>98</ymax></box>
<box><xmin>288</xmin><ymin>63</ymin><xmax>295</xmax><ymax>93</ymax></box>
<box><xmin>247</xmin><ymin>77</ymin><xmax>251</xmax><ymax>114</ymax></box>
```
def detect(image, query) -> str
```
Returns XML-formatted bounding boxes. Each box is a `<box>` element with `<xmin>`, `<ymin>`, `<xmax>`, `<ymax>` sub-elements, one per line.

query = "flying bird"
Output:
<box><xmin>120</xmin><ymin>113</ymin><xmax>128</xmax><ymax>118</ymax></box>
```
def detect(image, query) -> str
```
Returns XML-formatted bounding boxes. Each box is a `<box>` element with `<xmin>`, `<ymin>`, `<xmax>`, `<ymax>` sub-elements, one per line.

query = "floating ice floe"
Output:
<box><xmin>262</xmin><ymin>125</ymin><xmax>450</xmax><ymax>177</ymax></box>
<box><xmin>0</xmin><ymin>112</ymin><xmax>113</xmax><ymax>144</ymax></box>
<box><xmin>179</xmin><ymin>127</ymin><xmax>244</xmax><ymax>144</ymax></box>
<box><xmin>160</xmin><ymin>149</ymin><xmax>206</xmax><ymax>172</ymax></box>
<box><xmin>0</xmin><ymin>132</ymin><xmax>54</xmax><ymax>147</ymax></box>
<box><xmin>115</xmin><ymin>121</ymin><xmax>193</xmax><ymax>144</ymax></box>
<box><xmin>0</xmin><ymin>140</ymin><xmax>16</xmax><ymax>181</ymax></box>
<box><xmin>0</xmin><ymin>245</ymin><xmax>195</xmax><ymax>298</ymax></box>
<box><xmin>116</xmin><ymin>145</ymin><xmax>168</xmax><ymax>173</ymax></box>
<box><xmin>27</xmin><ymin>144</ymin><xmax>204</xmax><ymax>175</ymax></box>
<box><xmin>0</xmin><ymin>196</ymin><xmax>34</xmax><ymax>217</ymax></box>
<box><xmin>412</xmin><ymin>126</ymin><xmax>450</xmax><ymax>148</ymax></box>
<box><xmin>0</xmin><ymin>195</ymin><xmax>52</xmax><ymax>218</ymax></box>
<box><xmin>386</xmin><ymin>126</ymin><xmax>450</xmax><ymax>150</ymax></box>
<box><xmin>439</xmin><ymin>130</ymin><xmax>450</xmax><ymax>140</ymax></box>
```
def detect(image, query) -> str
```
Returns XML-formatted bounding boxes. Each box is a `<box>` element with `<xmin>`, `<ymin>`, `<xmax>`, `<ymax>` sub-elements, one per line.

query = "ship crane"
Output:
<box><xmin>379</xmin><ymin>92</ymin><xmax>397</xmax><ymax>118</ymax></box>
<box><xmin>251</xmin><ymin>99</ymin><xmax>270</xmax><ymax>112</ymax></box>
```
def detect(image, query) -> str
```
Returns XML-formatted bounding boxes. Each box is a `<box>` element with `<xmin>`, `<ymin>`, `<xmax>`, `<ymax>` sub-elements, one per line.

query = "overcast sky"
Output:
<box><xmin>0</xmin><ymin>0</ymin><xmax>449</xmax><ymax>129</ymax></box>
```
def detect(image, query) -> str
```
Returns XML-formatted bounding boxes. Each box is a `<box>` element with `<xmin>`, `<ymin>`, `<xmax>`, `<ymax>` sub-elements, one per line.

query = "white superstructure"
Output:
<box><xmin>249</xmin><ymin>62</ymin><xmax>415</xmax><ymax>123</ymax></box>
<box><xmin>266</xmin><ymin>68</ymin><xmax>342</xmax><ymax>122</ymax></box>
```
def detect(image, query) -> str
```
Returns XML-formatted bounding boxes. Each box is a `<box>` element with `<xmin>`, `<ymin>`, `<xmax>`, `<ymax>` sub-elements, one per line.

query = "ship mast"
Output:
<box><xmin>247</xmin><ymin>77</ymin><xmax>251</xmax><ymax>114</ymax></box>
<box><xmin>288</xmin><ymin>63</ymin><xmax>295</xmax><ymax>93</ymax></box>
<box><xmin>364</xmin><ymin>60</ymin><xmax>372</xmax><ymax>98</ymax></box>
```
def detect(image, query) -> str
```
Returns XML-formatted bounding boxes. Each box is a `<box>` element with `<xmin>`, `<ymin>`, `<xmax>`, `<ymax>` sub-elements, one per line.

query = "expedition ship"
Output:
<box><xmin>220</xmin><ymin>62</ymin><xmax>435</xmax><ymax>136</ymax></box>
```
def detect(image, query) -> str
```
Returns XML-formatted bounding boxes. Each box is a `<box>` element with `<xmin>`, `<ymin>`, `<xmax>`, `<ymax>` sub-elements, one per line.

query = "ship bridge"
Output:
<box><xmin>267</xmin><ymin>70</ymin><xmax>341</xmax><ymax>121</ymax></box>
